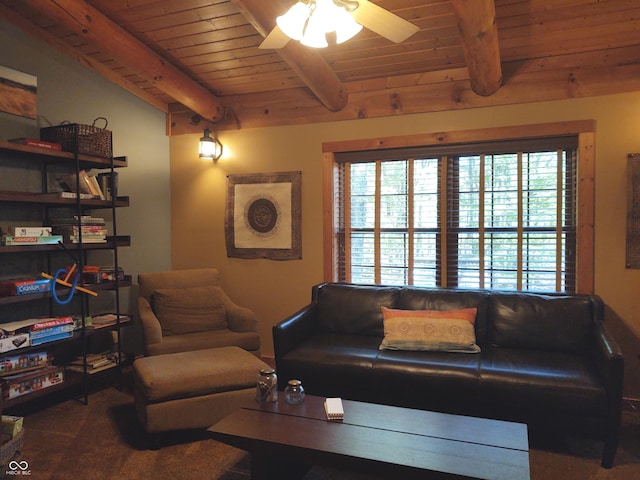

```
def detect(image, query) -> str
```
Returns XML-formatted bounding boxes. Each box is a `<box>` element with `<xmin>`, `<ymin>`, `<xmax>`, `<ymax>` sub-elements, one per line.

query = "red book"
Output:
<box><xmin>9</xmin><ymin>138</ymin><xmax>62</xmax><ymax>151</ymax></box>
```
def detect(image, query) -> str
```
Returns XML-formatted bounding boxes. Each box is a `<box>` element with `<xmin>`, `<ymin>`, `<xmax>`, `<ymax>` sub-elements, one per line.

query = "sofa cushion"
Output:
<box><xmin>146</xmin><ymin>329</ymin><xmax>261</xmax><ymax>356</ymax></box>
<box><xmin>276</xmin><ymin>333</ymin><xmax>382</xmax><ymax>397</ymax></box>
<box><xmin>379</xmin><ymin>306</ymin><xmax>480</xmax><ymax>353</ymax></box>
<box><xmin>153</xmin><ymin>286</ymin><xmax>228</xmax><ymax>335</ymax></box>
<box><xmin>372</xmin><ymin>349</ymin><xmax>482</xmax><ymax>411</ymax></box>
<box><xmin>478</xmin><ymin>347</ymin><xmax>608</xmax><ymax>417</ymax></box>
<box><xmin>316</xmin><ymin>283</ymin><xmax>400</xmax><ymax>336</ymax></box>
<box><xmin>489</xmin><ymin>293</ymin><xmax>593</xmax><ymax>353</ymax></box>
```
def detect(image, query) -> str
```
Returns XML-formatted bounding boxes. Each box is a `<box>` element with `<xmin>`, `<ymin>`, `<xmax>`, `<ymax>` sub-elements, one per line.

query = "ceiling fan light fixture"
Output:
<box><xmin>276</xmin><ymin>1</ymin><xmax>310</xmax><ymax>41</ymax></box>
<box><xmin>276</xmin><ymin>0</ymin><xmax>362</xmax><ymax>48</ymax></box>
<box><xmin>300</xmin><ymin>6</ymin><xmax>330</xmax><ymax>48</ymax></box>
<box><xmin>334</xmin><ymin>7</ymin><xmax>363</xmax><ymax>44</ymax></box>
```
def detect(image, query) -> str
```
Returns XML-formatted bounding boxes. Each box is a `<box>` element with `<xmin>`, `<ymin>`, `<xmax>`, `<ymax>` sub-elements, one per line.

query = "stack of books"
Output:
<box><xmin>52</xmin><ymin>215</ymin><xmax>107</xmax><ymax>243</ymax></box>
<box><xmin>66</xmin><ymin>352</ymin><xmax>118</xmax><ymax>375</ymax></box>
<box><xmin>0</xmin><ymin>225</ymin><xmax>62</xmax><ymax>246</ymax></box>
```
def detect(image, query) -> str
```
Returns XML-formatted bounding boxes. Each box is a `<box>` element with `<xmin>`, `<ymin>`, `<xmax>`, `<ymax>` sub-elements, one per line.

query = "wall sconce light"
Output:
<box><xmin>199</xmin><ymin>128</ymin><xmax>223</xmax><ymax>161</ymax></box>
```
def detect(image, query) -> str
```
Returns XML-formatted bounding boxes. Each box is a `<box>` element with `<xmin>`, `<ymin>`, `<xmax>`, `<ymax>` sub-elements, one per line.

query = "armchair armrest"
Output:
<box><xmin>272</xmin><ymin>304</ymin><xmax>317</xmax><ymax>359</ymax></box>
<box><xmin>592</xmin><ymin>321</ymin><xmax>624</xmax><ymax>415</ymax></box>
<box><xmin>215</xmin><ymin>289</ymin><xmax>258</xmax><ymax>333</ymax></box>
<box><xmin>137</xmin><ymin>296</ymin><xmax>163</xmax><ymax>355</ymax></box>
<box><xmin>225</xmin><ymin>303</ymin><xmax>258</xmax><ymax>333</ymax></box>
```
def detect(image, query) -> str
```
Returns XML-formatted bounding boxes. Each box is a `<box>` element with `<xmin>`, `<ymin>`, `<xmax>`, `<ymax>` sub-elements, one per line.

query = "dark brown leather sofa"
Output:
<box><xmin>273</xmin><ymin>282</ymin><xmax>624</xmax><ymax>468</ymax></box>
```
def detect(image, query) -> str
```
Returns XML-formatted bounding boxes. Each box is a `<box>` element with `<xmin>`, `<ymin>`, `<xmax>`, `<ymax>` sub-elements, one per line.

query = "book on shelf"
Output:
<box><xmin>1</xmin><ymin>235</ymin><xmax>63</xmax><ymax>246</ymax></box>
<box><xmin>3</xmin><ymin>226</ymin><xmax>52</xmax><ymax>237</ymax></box>
<box><xmin>66</xmin><ymin>361</ymin><xmax>117</xmax><ymax>375</ymax></box>
<box><xmin>87</xmin><ymin>173</ymin><xmax>105</xmax><ymax>200</ymax></box>
<box><xmin>52</xmin><ymin>215</ymin><xmax>105</xmax><ymax>226</ymax></box>
<box><xmin>8</xmin><ymin>138</ymin><xmax>62</xmax><ymax>151</ymax></box>
<box><xmin>69</xmin><ymin>352</ymin><xmax>116</xmax><ymax>368</ymax></box>
<box><xmin>58</xmin><ymin>191</ymin><xmax>94</xmax><ymax>200</ymax></box>
<box><xmin>57</xmin><ymin>171</ymin><xmax>104</xmax><ymax>199</ymax></box>
<box><xmin>87</xmin><ymin>313</ymin><xmax>131</xmax><ymax>329</ymax></box>
<box><xmin>57</xmin><ymin>171</ymin><xmax>93</xmax><ymax>196</ymax></box>
<box><xmin>324</xmin><ymin>397</ymin><xmax>344</xmax><ymax>421</ymax></box>
<box><xmin>68</xmin><ymin>236</ymin><xmax>107</xmax><ymax>244</ymax></box>
<box><xmin>67</xmin><ymin>351</ymin><xmax>118</xmax><ymax>374</ymax></box>
<box><xmin>97</xmin><ymin>172</ymin><xmax>118</xmax><ymax>200</ymax></box>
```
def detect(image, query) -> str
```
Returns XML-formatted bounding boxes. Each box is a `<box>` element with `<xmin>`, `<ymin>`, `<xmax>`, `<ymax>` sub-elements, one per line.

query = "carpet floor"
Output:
<box><xmin>4</xmin><ymin>370</ymin><xmax>640</xmax><ymax>480</ymax></box>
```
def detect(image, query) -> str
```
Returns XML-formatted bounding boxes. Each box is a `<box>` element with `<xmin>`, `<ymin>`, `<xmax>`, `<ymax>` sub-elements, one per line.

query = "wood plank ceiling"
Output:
<box><xmin>1</xmin><ymin>0</ymin><xmax>639</xmax><ymax>134</ymax></box>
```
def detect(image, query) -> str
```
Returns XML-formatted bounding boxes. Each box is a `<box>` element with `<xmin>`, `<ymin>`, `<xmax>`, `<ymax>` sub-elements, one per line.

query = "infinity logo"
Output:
<box><xmin>8</xmin><ymin>460</ymin><xmax>28</xmax><ymax>471</ymax></box>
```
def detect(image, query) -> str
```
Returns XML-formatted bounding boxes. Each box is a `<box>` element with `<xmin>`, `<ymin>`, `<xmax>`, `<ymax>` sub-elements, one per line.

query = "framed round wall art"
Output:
<box><xmin>225</xmin><ymin>171</ymin><xmax>302</xmax><ymax>260</ymax></box>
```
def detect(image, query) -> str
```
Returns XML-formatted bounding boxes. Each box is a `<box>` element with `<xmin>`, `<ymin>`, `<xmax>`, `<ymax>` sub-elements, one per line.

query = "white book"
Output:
<box><xmin>324</xmin><ymin>397</ymin><xmax>344</xmax><ymax>421</ymax></box>
<box><xmin>5</xmin><ymin>226</ymin><xmax>52</xmax><ymax>237</ymax></box>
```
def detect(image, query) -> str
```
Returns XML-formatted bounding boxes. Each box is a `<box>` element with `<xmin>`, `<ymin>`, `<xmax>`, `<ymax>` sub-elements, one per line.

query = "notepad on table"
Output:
<box><xmin>324</xmin><ymin>397</ymin><xmax>344</xmax><ymax>421</ymax></box>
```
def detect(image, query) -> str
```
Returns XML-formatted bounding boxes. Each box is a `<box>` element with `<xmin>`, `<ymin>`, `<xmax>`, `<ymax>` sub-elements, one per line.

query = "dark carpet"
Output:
<box><xmin>5</xmin><ymin>370</ymin><xmax>640</xmax><ymax>480</ymax></box>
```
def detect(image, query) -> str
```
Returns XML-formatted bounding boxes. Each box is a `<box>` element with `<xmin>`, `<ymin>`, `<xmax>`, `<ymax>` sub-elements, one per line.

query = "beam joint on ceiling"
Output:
<box><xmin>19</xmin><ymin>0</ymin><xmax>224</xmax><ymax>124</ymax></box>
<box><xmin>450</xmin><ymin>0</ymin><xmax>502</xmax><ymax>97</ymax></box>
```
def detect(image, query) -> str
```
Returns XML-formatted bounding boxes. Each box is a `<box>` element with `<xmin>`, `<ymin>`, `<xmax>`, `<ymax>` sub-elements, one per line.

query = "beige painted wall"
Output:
<box><xmin>170</xmin><ymin>92</ymin><xmax>640</xmax><ymax>398</ymax></box>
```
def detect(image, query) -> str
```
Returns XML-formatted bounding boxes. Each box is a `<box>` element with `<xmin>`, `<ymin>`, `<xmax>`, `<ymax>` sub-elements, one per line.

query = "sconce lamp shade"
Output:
<box><xmin>199</xmin><ymin>128</ymin><xmax>223</xmax><ymax>161</ymax></box>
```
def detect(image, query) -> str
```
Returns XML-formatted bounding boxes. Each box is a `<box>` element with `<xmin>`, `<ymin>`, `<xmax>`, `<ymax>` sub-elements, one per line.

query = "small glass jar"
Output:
<box><xmin>284</xmin><ymin>379</ymin><xmax>305</xmax><ymax>405</ymax></box>
<box><xmin>256</xmin><ymin>368</ymin><xmax>278</xmax><ymax>403</ymax></box>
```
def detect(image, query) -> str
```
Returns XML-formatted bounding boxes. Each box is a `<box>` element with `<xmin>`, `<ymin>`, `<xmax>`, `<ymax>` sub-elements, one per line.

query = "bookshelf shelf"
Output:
<box><xmin>0</xmin><ymin>137</ymin><xmax>130</xmax><ymax>409</ymax></box>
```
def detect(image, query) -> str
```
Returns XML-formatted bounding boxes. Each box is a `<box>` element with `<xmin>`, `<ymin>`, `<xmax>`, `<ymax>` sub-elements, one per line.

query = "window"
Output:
<box><xmin>323</xmin><ymin>123</ymin><xmax>595</xmax><ymax>294</ymax></box>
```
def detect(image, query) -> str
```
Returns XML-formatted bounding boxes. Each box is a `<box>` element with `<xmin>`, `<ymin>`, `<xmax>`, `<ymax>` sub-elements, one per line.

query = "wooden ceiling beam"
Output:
<box><xmin>20</xmin><ymin>0</ymin><xmax>225</xmax><ymax>123</ymax></box>
<box><xmin>231</xmin><ymin>0</ymin><xmax>348</xmax><ymax>112</ymax></box>
<box><xmin>450</xmin><ymin>0</ymin><xmax>502</xmax><ymax>96</ymax></box>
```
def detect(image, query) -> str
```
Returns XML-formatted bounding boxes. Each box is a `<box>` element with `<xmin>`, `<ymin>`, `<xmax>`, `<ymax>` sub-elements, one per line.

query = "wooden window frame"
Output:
<box><xmin>322</xmin><ymin>121</ymin><xmax>596</xmax><ymax>294</ymax></box>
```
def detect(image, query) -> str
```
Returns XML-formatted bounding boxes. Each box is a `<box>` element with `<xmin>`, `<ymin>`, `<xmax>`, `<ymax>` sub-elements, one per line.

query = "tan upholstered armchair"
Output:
<box><xmin>137</xmin><ymin>268</ymin><xmax>260</xmax><ymax>356</ymax></box>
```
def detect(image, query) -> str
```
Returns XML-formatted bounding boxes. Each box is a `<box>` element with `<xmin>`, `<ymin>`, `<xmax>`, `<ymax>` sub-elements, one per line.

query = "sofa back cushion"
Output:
<box><xmin>397</xmin><ymin>288</ymin><xmax>490</xmax><ymax>347</ymax></box>
<box><xmin>488</xmin><ymin>293</ymin><xmax>594</xmax><ymax>353</ymax></box>
<box><xmin>316</xmin><ymin>283</ymin><xmax>400</xmax><ymax>336</ymax></box>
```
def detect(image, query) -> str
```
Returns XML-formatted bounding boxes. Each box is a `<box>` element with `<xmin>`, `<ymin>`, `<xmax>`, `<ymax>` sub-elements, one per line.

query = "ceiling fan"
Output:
<box><xmin>259</xmin><ymin>0</ymin><xmax>420</xmax><ymax>49</ymax></box>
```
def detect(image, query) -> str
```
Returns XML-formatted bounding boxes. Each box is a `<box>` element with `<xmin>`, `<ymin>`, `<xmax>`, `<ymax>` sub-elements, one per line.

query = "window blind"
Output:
<box><xmin>335</xmin><ymin>137</ymin><xmax>578</xmax><ymax>292</ymax></box>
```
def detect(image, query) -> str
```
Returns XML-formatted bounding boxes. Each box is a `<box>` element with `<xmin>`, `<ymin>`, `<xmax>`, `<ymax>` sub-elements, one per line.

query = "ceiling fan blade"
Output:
<box><xmin>259</xmin><ymin>25</ymin><xmax>290</xmax><ymax>50</ymax></box>
<box><xmin>351</xmin><ymin>0</ymin><xmax>419</xmax><ymax>44</ymax></box>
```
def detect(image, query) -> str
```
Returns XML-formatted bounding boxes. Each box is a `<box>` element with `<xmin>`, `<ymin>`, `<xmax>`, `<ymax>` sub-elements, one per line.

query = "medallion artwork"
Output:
<box><xmin>244</xmin><ymin>195</ymin><xmax>280</xmax><ymax>237</ymax></box>
<box><xmin>233</xmin><ymin>182</ymin><xmax>292</xmax><ymax>249</ymax></box>
<box><xmin>226</xmin><ymin>171</ymin><xmax>301</xmax><ymax>260</ymax></box>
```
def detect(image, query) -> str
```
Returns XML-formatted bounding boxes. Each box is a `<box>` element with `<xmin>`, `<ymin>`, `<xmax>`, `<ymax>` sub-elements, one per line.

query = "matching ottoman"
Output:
<box><xmin>132</xmin><ymin>346</ymin><xmax>268</xmax><ymax>433</ymax></box>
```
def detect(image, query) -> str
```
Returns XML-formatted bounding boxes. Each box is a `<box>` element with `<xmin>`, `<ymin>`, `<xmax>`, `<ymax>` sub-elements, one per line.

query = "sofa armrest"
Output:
<box><xmin>273</xmin><ymin>304</ymin><xmax>317</xmax><ymax>359</ymax></box>
<box><xmin>592</xmin><ymin>321</ymin><xmax>624</xmax><ymax>416</ymax></box>
<box><xmin>138</xmin><ymin>296</ymin><xmax>163</xmax><ymax>355</ymax></box>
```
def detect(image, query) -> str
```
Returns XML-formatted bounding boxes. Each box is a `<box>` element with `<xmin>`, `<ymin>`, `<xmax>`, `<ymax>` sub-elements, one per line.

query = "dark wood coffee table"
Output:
<box><xmin>207</xmin><ymin>394</ymin><xmax>530</xmax><ymax>480</ymax></box>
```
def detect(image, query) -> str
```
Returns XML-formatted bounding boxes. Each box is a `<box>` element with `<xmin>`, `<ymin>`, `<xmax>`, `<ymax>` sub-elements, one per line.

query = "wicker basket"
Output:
<box><xmin>0</xmin><ymin>429</ymin><xmax>24</xmax><ymax>466</ymax></box>
<box><xmin>40</xmin><ymin>117</ymin><xmax>112</xmax><ymax>158</ymax></box>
